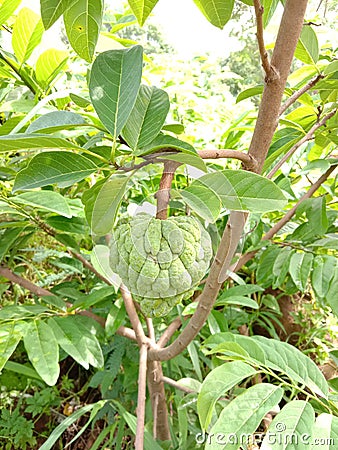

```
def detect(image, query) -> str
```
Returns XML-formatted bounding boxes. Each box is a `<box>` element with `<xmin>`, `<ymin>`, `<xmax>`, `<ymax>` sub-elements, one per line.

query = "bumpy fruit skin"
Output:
<box><xmin>109</xmin><ymin>213</ymin><xmax>212</xmax><ymax>317</ymax></box>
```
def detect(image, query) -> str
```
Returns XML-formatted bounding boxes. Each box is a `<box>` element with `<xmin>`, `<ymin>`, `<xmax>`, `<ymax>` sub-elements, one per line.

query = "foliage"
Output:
<box><xmin>0</xmin><ymin>0</ymin><xmax>337</xmax><ymax>448</ymax></box>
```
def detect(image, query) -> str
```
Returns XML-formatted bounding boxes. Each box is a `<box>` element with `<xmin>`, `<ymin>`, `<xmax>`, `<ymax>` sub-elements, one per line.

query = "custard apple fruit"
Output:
<box><xmin>109</xmin><ymin>213</ymin><xmax>212</xmax><ymax>317</ymax></box>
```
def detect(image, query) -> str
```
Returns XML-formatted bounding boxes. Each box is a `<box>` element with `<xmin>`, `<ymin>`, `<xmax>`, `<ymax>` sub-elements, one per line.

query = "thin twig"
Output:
<box><xmin>135</xmin><ymin>343</ymin><xmax>148</xmax><ymax>450</ymax></box>
<box><xmin>161</xmin><ymin>376</ymin><xmax>195</xmax><ymax>394</ymax></box>
<box><xmin>253</xmin><ymin>0</ymin><xmax>279</xmax><ymax>83</ymax></box>
<box><xmin>279</xmin><ymin>73</ymin><xmax>325</xmax><ymax>115</ymax></box>
<box><xmin>157</xmin><ymin>317</ymin><xmax>182</xmax><ymax>348</ymax></box>
<box><xmin>120</xmin><ymin>284</ymin><xmax>148</xmax><ymax>346</ymax></box>
<box><xmin>197</xmin><ymin>150</ymin><xmax>258</xmax><ymax>170</ymax></box>
<box><xmin>267</xmin><ymin>109</ymin><xmax>337</xmax><ymax>179</ymax></box>
<box><xmin>235</xmin><ymin>164</ymin><xmax>337</xmax><ymax>270</ymax></box>
<box><xmin>146</xmin><ymin>317</ymin><xmax>156</xmax><ymax>342</ymax></box>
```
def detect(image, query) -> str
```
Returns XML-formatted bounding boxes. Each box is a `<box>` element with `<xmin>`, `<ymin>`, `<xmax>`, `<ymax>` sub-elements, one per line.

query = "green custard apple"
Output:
<box><xmin>109</xmin><ymin>213</ymin><xmax>213</xmax><ymax>317</ymax></box>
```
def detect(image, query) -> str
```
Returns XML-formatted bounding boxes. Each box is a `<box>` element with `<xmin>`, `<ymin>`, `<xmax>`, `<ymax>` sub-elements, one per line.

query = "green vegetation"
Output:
<box><xmin>0</xmin><ymin>0</ymin><xmax>337</xmax><ymax>448</ymax></box>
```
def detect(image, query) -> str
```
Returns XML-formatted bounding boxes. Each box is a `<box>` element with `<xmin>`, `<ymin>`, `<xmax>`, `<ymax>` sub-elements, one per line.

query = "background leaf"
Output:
<box><xmin>192</xmin><ymin>0</ymin><xmax>235</xmax><ymax>29</ymax></box>
<box><xmin>0</xmin><ymin>0</ymin><xmax>22</xmax><ymax>24</ymax></box>
<box><xmin>40</xmin><ymin>0</ymin><xmax>68</xmax><ymax>29</ymax></box>
<box><xmin>197</xmin><ymin>361</ymin><xmax>257</xmax><ymax>430</ymax></box>
<box><xmin>0</xmin><ymin>134</ymin><xmax>81</xmax><ymax>152</ymax></box>
<box><xmin>89</xmin><ymin>46</ymin><xmax>143</xmax><ymax>138</ymax></box>
<box><xmin>83</xmin><ymin>175</ymin><xmax>129</xmax><ymax>235</ymax></box>
<box><xmin>206</xmin><ymin>384</ymin><xmax>283</xmax><ymax>449</ymax></box>
<box><xmin>35</xmin><ymin>49</ymin><xmax>68</xmax><ymax>89</ymax></box>
<box><xmin>12</xmin><ymin>7</ymin><xmax>44</xmax><ymax>63</ymax></box>
<box><xmin>127</xmin><ymin>0</ymin><xmax>160</xmax><ymax>26</ymax></box>
<box><xmin>48</xmin><ymin>316</ymin><xmax>103</xmax><ymax>369</ymax></box>
<box><xmin>295</xmin><ymin>26</ymin><xmax>319</xmax><ymax>65</ymax></box>
<box><xmin>63</xmin><ymin>0</ymin><xmax>103</xmax><ymax>62</ymax></box>
<box><xmin>261</xmin><ymin>400</ymin><xmax>315</xmax><ymax>450</ymax></box>
<box><xmin>13</xmin><ymin>152</ymin><xmax>97</xmax><ymax>191</ymax></box>
<box><xmin>23</xmin><ymin>320</ymin><xmax>59</xmax><ymax>386</ymax></box>
<box><xmin>0</xmin><ymin>322</ymin><xmax>23</xmax><ymax>370</ymax></box>
<box><xmin>12</xmin><ymin>191</ymin><xmax>72</xmax><ymax>217</ymax></box>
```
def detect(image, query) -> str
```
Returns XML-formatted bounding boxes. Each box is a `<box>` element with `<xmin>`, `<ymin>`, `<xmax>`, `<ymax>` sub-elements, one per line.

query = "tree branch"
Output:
<box><xmin>135</xmin><ymin>343</ymin><xmax>148</xmax><ymax>450</ymax></box>
<box><xmin>235</xmin><ymin>163</ymin><xmax>337</xmax><ymax>269</ymax></box>
<box><xmin>155</xmin><ymin>160</ymin><xmax>181</xmax><ymax>220</ymax></box>
<box><xmin>197</xmin><ymin>150</ymin><xmax>258</xmax><ymax>170</ymax></box>
<box><xmin>161</xmin><ymin>376</ymin><xmax>195</xmax><ymax>394</ymax></box>
<box><xmin>157</xmin><ymin>317</ymin><xmax>182</xmax><ymax>348</ymax></box>
<box><xmin>267</xmin><ymin>109</ymin><xmax>337</xmax><ymax>179</ymax></box>
<box><xmin>279</xmin><ymin>73</ymin><xmax>325</xmax><ymax>116</ymax></box>
<box><xmin>147</xmin><ymin>360</ymin><xmax>170</xmax><ymax>440</ymax></box>
<box><xmin>120</xmin><ymin>284</ymin><xmax>148</xmax><ymax>346</ymax></box>
<box><xmin>253</xmin><ymin>0</ymin><xmax>279</xmax><ymax>82</ymax></box>
<box><xmin>247</xmin><ymin>0</ymin><xmax>309</xmax><ymax>173</ymax></box>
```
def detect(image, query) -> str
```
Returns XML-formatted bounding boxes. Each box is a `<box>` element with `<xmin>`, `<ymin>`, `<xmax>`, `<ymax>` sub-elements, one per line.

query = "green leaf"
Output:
<box><xmin>48</xmin><ymin>316</ymin><xmax>104</xmax><ymax>369</ymax></box>
<box><xmin>4</xmin><ymin>360</ymin><xmax>42</xmax><ymax>381</ymax></box>
<box><xmin>311</xmin><ymin>255</ymin><xmax>337</xmax><ymax>300</ymax></box>
<box><xmin>0</xmin><ymin>134</ymin><xmax>81</xmax><ymax>152</ymax></box>
<box><xmin>23</xmin><ymin>320</ymin><xmax>59</xmax><ymax>386</ymax></box>
<box><xmin>257</xmin><ymin>246</ymin><xmax>282</xmax><ymax>287</ymax></box>
<box><xmin>197</xmin><ymin>361</ymin><xmax>257</xmax><ymax>430</ymax></box>
<box><xmin>0</xmin><ymin>305</ymin><xmax>49</xmax><ymax>321</ymax></box>
<box><xmin>215</xmin><ymin>295</ymin><xmax>259</xmax><ymax>309</ymax></box>
<box><xmin>90</xmin><ymin>245</ymin><xmax>121</xmax><ymax>288</ymax></box>
<box><xmin>295</xmin><ymin>26</ymin><xmax>319</xmax><ymax>65</ymax></box>
<box><xmin>236</xmin><ymin>85</ymin><xmax>264</xmax><ymax>103</ymax></box>
<box><xmin>13</xmin><ymin>151</ymin><xmax>97</xmax><ymax>191</ymax></box>
<box><xmin>122</xmin><ymin>85</ymin><xmax>170</xmax><ymax>150</ymax></box>
<box><xmin>262</xmin><ymin>0</ymin><xmax>279</xmax><ymax>27</ymax></box>
<box><xmin>272</xmin><ymin>247</ymin><xmax>294</xmax><ymax>288</ymax></box>
<box><xmin>191</xmin><ymin>170</ymin><xmax>287</xmax><ymax>212</ymax></box>
<box><xmin>253</xmin><ymin>336</ymin><xmax>328</xmax><ymax>398</ymax></box>
<box><xmin>40</xmin><ymin>0</ymin><xmax>68</xmax><ymax>29</ymax></box>
<box><xmin>0</xmin><ymin>322</ymin><xmax>23</xmax><ymax>371</ymax></box>
<box><xmin>136</xmin><ymin>133</ymin><xmax>198</xmax><ymax>157</ymax></box>
<box><xmin>172</xmin><ymin>184</ymin><xmax>221</xmax><ymax>223</ymax></box>
<box><xmin>89</xmin><ymin>46</ymin><xmax>143</xmax><ymax>138</ymax></box>
<box><xmin>261</xmin><ymin>400</ymin><xmax>315</xmax><ymax>449</ymax></box>
<box><xmin>206</xmin><ymin>384</ymin><xmax>283</xmax><ymax>449</ymax></box>
<box><xmin>83</xmin><ymin>174</ymin><xmax>129</xmax><ymax>235</ymax></box>
<box><xmin>11</xmin><ymin>191</ymin><xmax>72</xmax><ymax>217</ymax></box>
<box><xmin>162</xmin><ymin>152</ymin><xmax>207</xmax><ymax>172</ymax></box>
<box><xmin>64</xmin><ymin>0</ymin><xmax>103</xmax><ymax>62</ymax></box>
<box><xmin>27</xmin><ymin>111</ymin><xmax>85</xmax><ymax>134</ymax></box>
<box><xmin>72</xmin><ymin>286</ymin><xmax>116</xmax><ymax>309</ymax></box>
<box><xmin>326</xmin><ymin>266</ymin><xmax>338</xmax><ymax>316</ymax></box>
<box><xmin>192</xmin><ymin>0</ymin><xmax>234</xmax><ymax>29</ymax></box>
<box><xmin>12</xmin><ymin>7</ymin><xmax>44</xmax><ymax>64</ymax></box>
<box><xmin>0</xmin><ymin>0</ymin><xmax>22</xmax><ymax>24</ymax></box>
<box><xmin>0</xmin><ymin>227</ymin><xmax>24</xmax><ymax>261</ymax></box>
<box><xmin>39</xmin><ymin>401</ymin><xmax>107</xmax><ymax>450</ymax></box>
<box><xmin>311</xmin><ymin>413</ymin><xmax>338</xmax><ymax>449</ymax></box>
<box><xmin>127</xmin><ymin>0</ymin><xmax>160</xmax><ymax>26</ymax></box>
<box><xmin>288</xmin><ymin>252</ymin><xmax>313</xmax><ymax>292</ymax></box>
<box><xmin>35</xmin><ymin>49</ymin><xmax>68</xmax><ymax>89</ymax></box>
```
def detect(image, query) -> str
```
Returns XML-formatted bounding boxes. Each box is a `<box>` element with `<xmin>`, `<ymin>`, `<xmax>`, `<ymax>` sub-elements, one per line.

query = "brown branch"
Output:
<box><xmin>147</xmin><ymin>360</ymin><xmax>170</xmax><ymax>440</ymax></box>
<box><xmin>157</xmin><ymin>317</ymin><xmax>182</xmax><ymax>348</ymax></box>
<box><xmin>253</xmin><ymin>0</ymin><xmax>278</xmax><ymax>83</ymax></box>
<box><xmin>120</xmin><ymin>284</ymin><xmax>148</xmax><ymax>346</ymax></box>
<box><xmin>155</xmin><ymin>160</ymin><xmax>181</xmax><ymax>220</ymax></box>
<box><xmin>279</xmin><ymin>73</ymin><xmax>325</xmax><ymax>115</ymax></box>
<box><xmin>148</xmin><ymin>211</ymin><xmax>247</xmax><ymax>361</ymax></box>
<box><xmin>161</xmin><ymin>376</ymin><xmax>195</xmax><ymax>394</ymax></box>
<box><xmin>247</xmin><ymin>0</ymin><xmax>309</xmax><ymax>173</ymax></box>
<box><xmin>235</xmin><ymin>164</ymin><xmax>337</xmax><ymax>270</ymax></box>
<box><xmin>267</xmin><ymin>109</ymin><xmax>337</xmax><ymax>179</ymax></box>
<box><xmin>197</xmin><ymin>150</ymin><xmax>258</xmax><ymax>170</ymax></box>
<box><xmin>135</xmin><ymin>343</ymin><xmax>148</xmax><ymax>450</ymax></box>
